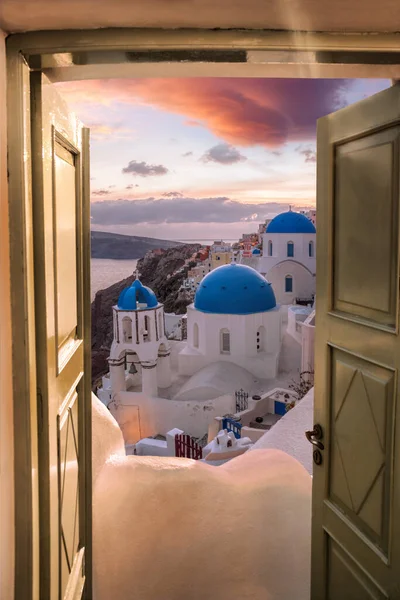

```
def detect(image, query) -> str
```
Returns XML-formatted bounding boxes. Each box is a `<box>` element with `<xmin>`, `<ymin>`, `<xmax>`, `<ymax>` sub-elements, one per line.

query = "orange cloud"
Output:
<box><xmin>56</xmin><ymin>78</ymin><xmax>350</xmax><ymax>148</ymax></box>
<box><xmin>84</xmin><ymin>122</ymin><xmax>135</xmax><ymax>140</ymax></box>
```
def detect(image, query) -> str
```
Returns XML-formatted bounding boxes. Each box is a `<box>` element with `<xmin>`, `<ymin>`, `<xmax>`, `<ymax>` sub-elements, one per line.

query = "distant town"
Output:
<box><xmin>95</xmin><ymin>207</ymin><xmax>316</xmax><ymax>466</ymax></box>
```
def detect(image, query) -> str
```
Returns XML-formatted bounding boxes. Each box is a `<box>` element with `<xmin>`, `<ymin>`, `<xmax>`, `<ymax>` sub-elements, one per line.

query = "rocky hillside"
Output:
<box><xmin>91</xmin><ymin>230</ymin><xmax>182</xmax><ymax>259</ymax></box>
<box><xmin>91</xmin><ymin>243</ymin><xmax>200</xmax><ymax>386</ymax></box>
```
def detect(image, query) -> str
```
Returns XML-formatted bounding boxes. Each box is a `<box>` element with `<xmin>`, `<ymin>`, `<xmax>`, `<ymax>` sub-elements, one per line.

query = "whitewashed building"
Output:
<box><xmin>105</xmin><ymin>276</ymin><xmax>171</xmax><ymax>398</ymax></box>
<box><xmin>258</xmin><ymin>209</ymin><xmax>316</xmax><ymax>304</ymax></box>
<box><xmin>178</xmin><ymin>263</ymin><xmax>282</xmax><ymax>379</ymax></box>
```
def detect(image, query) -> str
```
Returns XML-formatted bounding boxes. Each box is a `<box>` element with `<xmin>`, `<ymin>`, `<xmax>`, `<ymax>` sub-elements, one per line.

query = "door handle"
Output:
<box><xmin>305</xmin><ymin>424</ymin><xmax>324</xmax><ymax>450</ymax></box>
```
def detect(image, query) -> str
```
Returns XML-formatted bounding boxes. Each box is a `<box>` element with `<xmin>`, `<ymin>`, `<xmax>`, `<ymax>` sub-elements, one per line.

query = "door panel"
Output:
<box><xmin>333</xmin><ymin>127</ymin><xmax>400</xmax><ymax>328</ymax></box>
<box><xmin>314</xmin><ymin>84</ymin><xmax>400</xmax><ymax>598</ymax></box>
<box><xmin>54</xmin><ymin>137</ymin><xmax>79</xmax><ymax>361</ymax></box>
<box><xmin>31</xmin><ymin>72</ymin><xmax>91</xmax><ymax>600</ymax></box>
<box><xmin>330</xmin><ymin>348</ymin><xmax>394</xmax><ymax>556</ymax></box>
<box><xmin>328</xmin><ymin>539</ymin><xmax>388</xmax><ymax>600</ymax></box>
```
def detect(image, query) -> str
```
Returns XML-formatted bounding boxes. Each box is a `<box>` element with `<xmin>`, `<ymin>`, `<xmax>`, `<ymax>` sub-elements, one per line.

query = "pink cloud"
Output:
<box><xmin>56</xmin><ymin>78</ymin><xmax>350</xmax><ymax>148</ymax></box>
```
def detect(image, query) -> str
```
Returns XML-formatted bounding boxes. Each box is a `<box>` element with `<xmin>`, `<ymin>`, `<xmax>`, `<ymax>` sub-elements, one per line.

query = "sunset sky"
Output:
<box><xmin>57</xmin><ymin>77</ymin><xmax>390</xmax><ymax>241</ymax></box>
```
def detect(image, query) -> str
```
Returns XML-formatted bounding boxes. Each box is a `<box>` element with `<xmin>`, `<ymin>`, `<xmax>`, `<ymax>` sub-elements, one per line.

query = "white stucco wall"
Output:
<box><xmin>250</xmin><ymin>388</ymin><xmax>314</xmax><ymax>475</ymax></box>
<box><xmin>93</xmin><ymin>443</ymin><xmax>311</xmax><ymax>600</ymax></box>
<box><xmin>266</xmin><ymin>260</ymin><xmax>315</xmax><ymax>305</ymax></box>
<box><xmin>92</xmin><ymin>393</ymin><xmax>126</xmax><ymax>485</ymax></box>
<box><xmin>0</xmin><ymin>29</ymin><xmax>15</xmax><ymax>600</ymax></box>
<box><xmin>301</xmin><ymin>314</ymin><xmax>315</xmax><ymax>374</ymax></box>
<box><xmin>173</xmin><ymin>361</ymin><xmax>254</xmax><ymax>403</ymax></box>
<box><xmin>287</xmin><ymin>305</ymin><xmax>313</xmax><ymax>343</ymax></box>
<box><xmin>260</xmin><ymin>232</ymin><xmax>316</xmax><ymax>273</ymax></box>
<box><xmin>109</xmin><ymin>391</ymin><xmax>234</xmax><ymax>441</ymax></box>
<box><xmin>179</xmin><ymin>304</ymin><xmax>281</xmax><ymax>379</ymax></box>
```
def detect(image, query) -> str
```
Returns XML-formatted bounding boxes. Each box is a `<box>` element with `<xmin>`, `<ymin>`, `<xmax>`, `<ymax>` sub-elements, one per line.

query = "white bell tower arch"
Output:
<box><xmin>108</xmin><ymin>277</ymin><xmax>171</xmax><ymax>397</ymax></box>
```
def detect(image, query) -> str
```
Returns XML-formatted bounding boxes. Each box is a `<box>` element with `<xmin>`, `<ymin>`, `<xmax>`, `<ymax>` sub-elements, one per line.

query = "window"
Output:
<box><xmin>122</xmin><ymin>316</ymin><xmax>132</xmax><ymax>343</ymax></box>
<box><xmin>193</xmin><ymin>323</ymin><xmax>199</xmax><ymax>348</ymax></box>
<box><xmin>287</xmin><ymin>241</ymin><xmax>294</xmax><ymax>257</ymax></box>
<box><xmin>285</xmin><ymin>275</ymin><xmax>293</xmax><ymax>293</ymax></box>
<box><xmin>268</xmin><ymin>240</ymin><xmax>273</xmax><ymax>256</ymax></box>
<box><xmin>158</xmin><ymin>312</ymin><xmax>163</xmax><ymax>337</ymax></box>
<box><xmin>220</xmin><ymin>329</ymin><xmax>230</xmax><ymax>354</ymax></box>
<box><xmin>256</xmin><ymin>326</ymin><xmax>265</xmax><ymax>352</ymax></box>
<box><xmin>309</xmin><ymin>240</ymin><xmax>314</xmax><ymax>257</ymax></box>
<box><xmin>143</xmin><ymin>315</ymin><xmax>151</xmax><ymax>342</ymax></box>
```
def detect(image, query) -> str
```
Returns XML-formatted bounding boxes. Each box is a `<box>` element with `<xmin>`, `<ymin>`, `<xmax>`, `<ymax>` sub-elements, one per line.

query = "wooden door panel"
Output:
<box><xmin>333</xmin><ymin>127</ymin><xmax>400</xmax><ymax>328</ymax></box>
<box><xmin>54</xmin><ymin>136</ymin><xmax>79</xmax><ymax>363</ymax></box>
<box><xmin>328</xmin><ymin>540</ymin><xmax>388</xmax><ymax>600</ymax></box>
<box><xmin>314</xmin><ymin>84</ymin><xmax>400</xmax><ymax>598</ymax></box>
<box><xmin>58</xmin><ymin>390</ymin><xmax>82</xmax><ymax>596</ymax></box>
<box><xmin>329</xmin><ymin>348</ymin><xmax>394</xmax><ymax>556</ymax></box>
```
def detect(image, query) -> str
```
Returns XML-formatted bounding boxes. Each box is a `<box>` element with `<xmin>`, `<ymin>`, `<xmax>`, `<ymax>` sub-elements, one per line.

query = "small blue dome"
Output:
<box><xmin>252</xmin><ymin>247</ymin><xmax>261</xmax><ymax>255</ymax></box>
<box><xmin>118</xmin><ymin>279</ymin><xmax>158</xmax><ymax>310</ymax></box>
<box><xmin>194</xmin><ymin>263</ymin><xmax>276</xmax><ymax>315</ymax></box>
<box><xmin>266</xmin><ymin>211</ymin><xmax>316</xmax><ymax>234</ymax></box>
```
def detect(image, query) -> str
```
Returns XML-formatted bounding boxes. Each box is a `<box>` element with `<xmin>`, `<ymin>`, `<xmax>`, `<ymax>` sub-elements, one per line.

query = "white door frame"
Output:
<box><xmin>6</xmin><ymin>28</ymin><xmax>400</xmax><ymax>600</ymax></box>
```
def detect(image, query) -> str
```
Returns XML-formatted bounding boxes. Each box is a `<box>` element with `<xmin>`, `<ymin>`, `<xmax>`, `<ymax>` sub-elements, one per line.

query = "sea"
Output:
<box><xmin>91</xmin><ymin>258</ymin><xmax>139</xmax><ymax>300</ymax></box>
<box><xmin>90</xmin><ymin>239</ymin><xmax>238</xmax><ymax>300</ymax></box>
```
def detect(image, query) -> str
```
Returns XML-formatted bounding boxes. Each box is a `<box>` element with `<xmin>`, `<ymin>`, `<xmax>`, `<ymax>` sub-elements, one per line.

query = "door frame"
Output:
<box><xmin>6</xmin><ymin>28</ymin><xmax>400</xmax><ymax>600</ymax></box>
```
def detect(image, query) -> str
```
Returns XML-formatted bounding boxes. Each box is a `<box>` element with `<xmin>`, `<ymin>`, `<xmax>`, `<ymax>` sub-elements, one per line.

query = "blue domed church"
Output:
<box><xmin>178</xmin><ymin>263</ymin><xmax>282</xmax><ymax>379</ymax></box>
<box><xmin>105</xmin><ymin>276</ymin><xmax>171</xmax><ymax>400</ymax></box>
<box><xmin>258</xmin><ymin>208</ymin><xmax>316</xmax><ymax>305</ymax></box>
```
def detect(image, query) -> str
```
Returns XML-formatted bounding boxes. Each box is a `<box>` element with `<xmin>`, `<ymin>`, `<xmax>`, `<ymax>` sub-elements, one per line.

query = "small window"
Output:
<box><xmin>220</xmin><ymin>329</ymin><xmax>230</xmax><ymax>354</ymax></box>
<box><xmin>143</xmin><ymin>315</ymin><xmax>151</xmax><ymax>342</ymax></box>
<box><xmin>287</xmin><ymin>241</ymin><xmax>294</xmax><ymax>258</ymax></box>
<box><xmin>193</xmin><ymin>323</ymin><xmax>199</xmax><ymax>348</ymax></box>
<box><xmin>122</xmin><ymin>316</ymin><xmax>132</xmax><ymax>343</ymax></box>
<box><xmin>309</xmin><ymin>240</ymin><xmax>314</xmax><ymax>257</ymax></box>
<box><xmin>268</xmin><ymin>240</ymin><xmax>273</xmax><ymax>256</ymax></box>
<box><xmin>285</xmin><ymin>275</ymin><xmax>293</xmax><ymax>293</ymax></box>
<box><xmin>158</xmin><ymin>312</ymin><xmax>163</xmax><ymax>337</ymax></box>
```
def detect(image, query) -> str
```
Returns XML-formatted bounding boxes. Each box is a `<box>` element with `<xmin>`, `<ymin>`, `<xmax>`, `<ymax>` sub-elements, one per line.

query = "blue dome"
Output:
<box><xmin>252</xmin><ymin>247</ymin><xmax>261</xmax><ymax>255</ymax></box>
<box><xmin>266</xmin><ymin>211</ymin><xmax>316</xmax><ymax>234</ymax></box>
<box><xmin>194</xmin><ymin>263</ymin><xmax>276</xmax><ymax>315</ymax></box>
<box><xmin>118</xmin><ymin>279</ymin><xmax>158</xmax><ymax>310</ymax></box>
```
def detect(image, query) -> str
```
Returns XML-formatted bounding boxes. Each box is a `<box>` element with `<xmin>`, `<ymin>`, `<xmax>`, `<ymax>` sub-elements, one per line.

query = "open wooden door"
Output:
<box><xmin>30</xmin><ymin>73</ymin><xmax>92</xmax><ymax>599</ymax></box>
<box><xmin>313</xmin><ymin>83</ymin><xmax>400</xmax><ymax>597</ymax></box>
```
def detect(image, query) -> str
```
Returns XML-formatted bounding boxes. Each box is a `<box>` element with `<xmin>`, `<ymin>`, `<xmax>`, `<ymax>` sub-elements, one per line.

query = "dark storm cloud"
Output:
<box><xmin>201</xmin><ymin>143</ymin><xmax>247</xmax><ymax>165</ymax></box>
<box><xmin>91</xmin><ymin>196</ymin><xmax>293</xmax><ymax>225</ymax></box>
<box><xmin>122</xmin><ymin>160</ymin><xmax>169</xmax><ymax>177</ymax></box>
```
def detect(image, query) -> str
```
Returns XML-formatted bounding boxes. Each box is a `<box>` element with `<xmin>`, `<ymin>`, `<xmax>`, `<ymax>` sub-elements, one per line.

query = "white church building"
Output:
<box><xmin>178</xmin><ymin>263</ymin><xmax>282</xmax><ymax>379</ymax></box>
<box><xmin>107</xmin><ymin>277</ymin><xmax>172</xmax><ymax>398</ymax></box>
<box><xmin>97</xmin><ymin>263</ymin><xmax>284</xmax><ymax>442</ymax></box>
<box><xmin>257</xmin><ymin>209</ymin><xmax>316</xmax><ymax>305</ymax></box>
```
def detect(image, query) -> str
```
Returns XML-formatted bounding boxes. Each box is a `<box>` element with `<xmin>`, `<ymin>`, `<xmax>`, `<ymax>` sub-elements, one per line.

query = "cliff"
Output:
<box><xmin>91</xmin><ymin>230</ymin><xmax>182</xmax><ymax>259</ymax></box>
<box><xmin>91</xmin><ymin>243</ymin><xmax>201</xmax><ymax>386</ymax></box>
